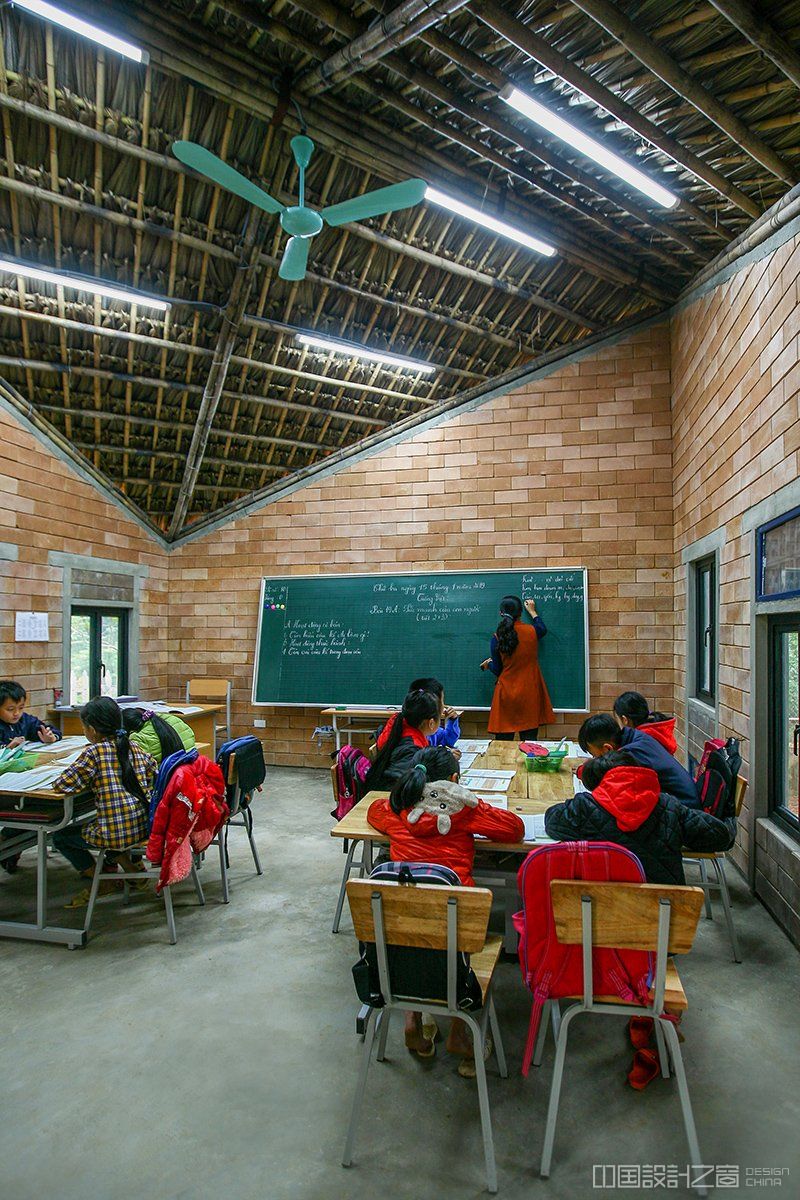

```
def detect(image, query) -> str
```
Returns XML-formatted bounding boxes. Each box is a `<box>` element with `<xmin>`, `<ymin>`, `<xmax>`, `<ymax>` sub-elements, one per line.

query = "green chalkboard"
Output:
<box><xmin>252</xmin><ymin>569</ymin><xmax>588</xmax><ymax>711</ymax></box>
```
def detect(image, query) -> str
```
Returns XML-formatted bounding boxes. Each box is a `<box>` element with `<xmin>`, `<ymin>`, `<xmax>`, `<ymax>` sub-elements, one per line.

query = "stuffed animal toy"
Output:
<box><xmin>407</xmin><ymin>780</ymin><xmax>478</xmax><ymax>834</ymax></box>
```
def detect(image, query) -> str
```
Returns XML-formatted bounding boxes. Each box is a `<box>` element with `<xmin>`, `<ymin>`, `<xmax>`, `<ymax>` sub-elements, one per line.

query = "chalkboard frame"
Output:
<box><xmin>251</xmin><ymin>567</ymin><xmax>589</xmax><ymax>712</ymax></box>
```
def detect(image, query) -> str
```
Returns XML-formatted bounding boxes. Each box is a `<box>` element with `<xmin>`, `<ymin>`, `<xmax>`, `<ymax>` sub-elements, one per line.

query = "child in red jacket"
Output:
<box><xmin>368</xmin><ymin>746</ymin><xmax>523</xmax><ymax>1074</ymax></box>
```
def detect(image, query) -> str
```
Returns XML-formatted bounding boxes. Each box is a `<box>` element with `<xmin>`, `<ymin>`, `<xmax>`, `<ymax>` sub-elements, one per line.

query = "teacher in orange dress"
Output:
<box><xmin>480</xmin><ymin>595</ymin><xmax>556</xmax><ymax>740</ymax></box>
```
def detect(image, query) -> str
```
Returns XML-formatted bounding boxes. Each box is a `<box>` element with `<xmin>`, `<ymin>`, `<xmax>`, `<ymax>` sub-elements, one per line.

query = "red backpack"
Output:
<box><xmin>515</xmin><ymin>841</ymin><xmax>653</xmax><ymax>1075</ymax></box>
<box><xmin>332</xmin><ymin>745</ymin><xmax>372</xmax><ymax>820</ymax></box>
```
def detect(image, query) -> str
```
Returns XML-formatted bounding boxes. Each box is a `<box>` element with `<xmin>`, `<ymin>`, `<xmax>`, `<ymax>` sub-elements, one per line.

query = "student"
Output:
<box><xmin>368</xmin><ymin>746</ymin><xmax>524</xmax><ymax>1071</ymax></box>
<box><xmin>121</xmin><ymin>707</ymin><xmax>195</xmax><ymax>765</ymax></box>
<box><xmin>480</xmin><ymin>596</ymin><xmax>555</xmax><ymax>739</ymax></box>
<box><xmin>0</xmin><ymin>680</ymin><xmax>61</xmax><ymax>747</ymax></box>
<box><xmin>364</xmin><ymin>690</ymin><xmax>442</xmax><ymax>790</ymax></box>
<box><xmin>613</xmin><ymin>691</ymin><xmax>678</xmax><ymax>754</ymax></box>
<box><xmin>50</xmin><ymin>697</ymin><xmax>157</xmax><ymax>907</ymax></box>
<box><xmin>578</xmin><ymin>713</ymin><xmax>700</xmax><ymax>809</ymax></box>
<box><xmin>544</xmin><ymin>749</ymin><xmax>735</xmax><ymax>884</ymax></box>
<box><xmin>377</xmin><ymin>677</ymin><xmax>461</xmax><ymax>752</ymax></box>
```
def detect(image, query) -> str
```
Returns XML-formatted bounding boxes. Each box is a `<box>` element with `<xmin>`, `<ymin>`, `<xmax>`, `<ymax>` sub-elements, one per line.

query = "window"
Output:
<box><xmin>758</xmin><ymin>505</ymin><xmax>800</xmax><ymax>600</ymax></box>
<box><xmin>694</xmin><ymin>556</ymin><xmax>716</xmax><ymax>705</ymax></box>
<box><xmin>69</xmin><ymin>607</ymin><xmax>129</xmax><ymax>705</ymax></box>
<box><xmin>769</xmin><ymin>616</ymin><xmax>800</xmax><ymax>833</ymax></box>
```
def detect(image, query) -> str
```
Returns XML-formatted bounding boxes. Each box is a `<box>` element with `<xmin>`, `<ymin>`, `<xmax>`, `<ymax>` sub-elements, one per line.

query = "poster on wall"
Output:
<box><xmin>15</xmin><ymin>612</ymin><xmax>49</xmax><ymax>642</ymax></box>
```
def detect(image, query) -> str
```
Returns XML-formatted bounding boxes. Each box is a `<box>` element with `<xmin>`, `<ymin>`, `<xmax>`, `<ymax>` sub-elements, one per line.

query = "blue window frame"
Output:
<box><xmin>757</xmin><ymin>505</ymin><xmax>800</xmax><ymax>601</ymax></box>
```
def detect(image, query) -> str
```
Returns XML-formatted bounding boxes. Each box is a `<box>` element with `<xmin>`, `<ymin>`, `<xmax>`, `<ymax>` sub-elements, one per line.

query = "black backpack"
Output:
<box><xmin>696</xmin><ymin>737</ymin><xmax>742</xmax><ymax>838</ymax></box>
<box><xmin>351</xmin><ymin>861</ymin><xmax>483</xmax><ymax>1013</ymax></box>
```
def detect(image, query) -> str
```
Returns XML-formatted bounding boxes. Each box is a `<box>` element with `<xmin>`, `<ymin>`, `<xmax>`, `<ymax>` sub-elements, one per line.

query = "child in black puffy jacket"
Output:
<box><xmin>544</xmin><ymin>750</ymin><xmax>736</xmax><ymax>884</ymax></box>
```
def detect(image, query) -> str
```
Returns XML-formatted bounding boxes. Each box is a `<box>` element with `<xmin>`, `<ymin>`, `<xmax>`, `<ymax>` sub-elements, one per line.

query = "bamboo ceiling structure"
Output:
<box><xmin>0</xmin><ymin>0</ymin><xmax>798</xmax><ymax>540</ymax></box>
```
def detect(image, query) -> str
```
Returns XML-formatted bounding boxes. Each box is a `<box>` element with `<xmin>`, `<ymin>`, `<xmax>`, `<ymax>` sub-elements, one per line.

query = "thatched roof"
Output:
<box><xmin>0</xmin><ymin>0</ymin><xmax>798</xmax><ymax>540</ymax></box>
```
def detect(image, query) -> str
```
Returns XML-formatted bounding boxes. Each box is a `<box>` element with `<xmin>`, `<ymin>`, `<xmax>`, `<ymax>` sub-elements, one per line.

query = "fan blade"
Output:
<box><xmin>279</xmin><ymin>236</ymin><xmax>311</xmax><ymax>281</ymax></box>
<box><xmin>172</xmin><ymin>141</ymin><xmax>284</xmax><ymax>215</ymax></box>
<box><xmin>321</xmin><ymin>178</ymin><xmax>426</xmax><ymax>227</ymax></box>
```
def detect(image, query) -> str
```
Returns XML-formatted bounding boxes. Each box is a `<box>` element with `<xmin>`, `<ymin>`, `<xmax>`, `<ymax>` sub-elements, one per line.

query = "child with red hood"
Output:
<box><xmin>544</xmin><ymin>749</ymin><xmax>735</xmax><ymax>885</ymax></box>
<box><xmin>368</xmin><ymin>745</ymin><xmax>524</xmax><ymax>1072</ymax></box>
<box><xmin>363</xmin><ymin>690</ymin><xmax>442</xmax><ymax>792</ymax></box>
<box><xmin>613</xmin><ymin>691</ymin><xmax>678</xmax><ymax>754</ymax></box>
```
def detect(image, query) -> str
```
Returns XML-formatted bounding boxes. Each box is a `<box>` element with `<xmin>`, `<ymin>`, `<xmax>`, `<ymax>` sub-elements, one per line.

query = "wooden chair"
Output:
<box><xmin>682</xmin><ymin>775</ymin><xmax>747</xmax><ymax>962</ymax></box>
<box><xmin>342</xmin><ymin>877</ymin><xmax>507</xmax><ymax>1194</ymax></box>
<box><xmin>185</xmin><ymin>678</ymin><xmax>231</xmax><ymax>747</ymax></box>
<box><xmin>537</xmin><ymin>880</ymin><xmax>707</xmax><ymax>1193</ymax></box>
<box><xmin>83</xmin><ymin>842</ymin><xmax>206</xmax><ymax>945</ymax></box>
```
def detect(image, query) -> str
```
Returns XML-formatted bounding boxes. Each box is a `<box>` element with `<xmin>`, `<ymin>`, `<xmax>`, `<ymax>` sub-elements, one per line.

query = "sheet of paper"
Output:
<box><xmin>572</xmin><ymin>773</ymin><xmax>584</xmax><ymax>795</ymax></box>
<box><xmin>14</xmin><ymin>611</ymin><xmax>49</xmax><ymax>641</ymax></box>
<box><xmin>457</xmin><ymin>751</ymin><xmax>478</xmax><ymax>771</ymax></box>
<box><xmin>0</xmin><ymin>764</ymin><xmax>65</xmax><ymax>792</ymax></box>
<box><xmin>464</xmin><ymin>768</ymin><xmax>515</xmax><ymax>779</ymax></box>
<box><xmin>461</xmin><ymin>772</ymin><xmax>513</xmax><ymax>793</ymax></box>
<box><xmin>455</xmin><ymin>739</ymin><xmax>491</xmax><ymax>755</ymax></box>
<box><xmin>18</xmin><ymin>736</ymin><xmax>88</xmax><ymax>755</ymax></box>
<box><xmin>163</xmin><ymin>705</ymin><xmax>205</xmax><ymax>715</ymax></box>
<box><xmin>522</xmin><ymin>814</ymin><xmax>549</xmax><ymax>841</ymax></box>
<box><xmin>480</xmin><ymin>794</ymin><xmax>508</xmax><ymax>810</ymax></box>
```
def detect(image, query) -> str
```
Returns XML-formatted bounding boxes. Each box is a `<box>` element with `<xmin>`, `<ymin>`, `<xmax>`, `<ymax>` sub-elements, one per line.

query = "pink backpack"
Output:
<box><xmin>515</xmin><ymin>841</ymin><xmax>653</xmax><ymax>1075</ymax></box>
<box><xmin>332</xmin><ymin>745</ymin><xmax>372</xmax><ymax>821</ymax></box>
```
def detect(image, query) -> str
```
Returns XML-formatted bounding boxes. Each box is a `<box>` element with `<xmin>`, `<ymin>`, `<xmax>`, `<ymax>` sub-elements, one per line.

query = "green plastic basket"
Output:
<box><xmin>524</xmin><ymin>750</ymin><xmax>568</xmax><ymax>773</ymax></box>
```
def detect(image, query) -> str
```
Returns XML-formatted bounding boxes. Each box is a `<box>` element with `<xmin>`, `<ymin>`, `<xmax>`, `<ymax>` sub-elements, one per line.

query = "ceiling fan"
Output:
<box><xmin>173</xmin><ymin>135</ymin><xmax>426</xmax><ymax>282</ymax></box>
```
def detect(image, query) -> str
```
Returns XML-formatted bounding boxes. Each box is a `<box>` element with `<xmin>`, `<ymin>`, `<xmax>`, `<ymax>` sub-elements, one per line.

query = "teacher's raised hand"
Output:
<box><xmin>524</xmin><ymin>598</ymin><xmax>538</xmax><ymax>617</ymax></box>
<box><xmin>479</xmin><ymin>658</ymin><xmax>492</xmax><ymax>671</ymax></box>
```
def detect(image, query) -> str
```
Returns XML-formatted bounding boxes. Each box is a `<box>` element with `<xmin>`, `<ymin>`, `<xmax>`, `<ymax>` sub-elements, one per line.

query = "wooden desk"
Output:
<box><xmin>49</xmin><ymin>703</ymin><xmax>224</xmax><ymax>755</ymax></box>
<box><xmin>331</xmin><ymin>751</ymin><xmax>580</xmax><ymax>854</ymax></box>
<box><xmin>0</xmin><ymin>738</ymin><xmax>210</xmax><ymax>948</ymax></box>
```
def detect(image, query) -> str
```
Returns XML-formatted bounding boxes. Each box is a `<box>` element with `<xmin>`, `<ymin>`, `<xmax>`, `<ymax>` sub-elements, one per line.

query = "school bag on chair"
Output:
<box><xmin>515</xmin><ymin>842</ymin><xmax>653</xmax><ymax>1076</ymax></box>
<box><xmin>694</xmin><ymin>738</ymin><xmax>741</xmax><ymax>837</ymax></box>
<box><xmin>351</xmin><ymin>861</ymin><xmax>483</xmax><ymax>1012</ymax></box>
<box><xmin>331</xmin><ymin>744</ymin><xmax>372</xmax><ymax>820</ymax></box>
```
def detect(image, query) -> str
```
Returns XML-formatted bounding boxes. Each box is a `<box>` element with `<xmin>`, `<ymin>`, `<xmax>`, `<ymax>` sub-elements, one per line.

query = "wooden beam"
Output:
<box><xmin>302</xmin><ymin>0</ymin><xmax>470</xmax><ymax>94</ymax></box>
<box><xmin>468</xmin><ymin>1</ymin><xmax>761</xmax><ymax>222</ymax></box>
<box><xmin>569</xmin><ymin>0</ymin><xmax>798</xmax><ymax>185</ymax></box>
<box><xmin>706</xmin><ymin>0</ymin><xmax>800</xmax><ymax>93</ymax></box>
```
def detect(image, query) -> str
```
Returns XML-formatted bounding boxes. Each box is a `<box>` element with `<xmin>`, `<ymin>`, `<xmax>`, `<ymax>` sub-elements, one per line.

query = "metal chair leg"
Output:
<box><xmin>162</xmin><ymin>885</ymin><xmax>177</xmax><ymax>945</ymax></box>
<box><xmin>488</xmin><ymin>995</ymin><xmax>507</xmax><ymax>1079</ymax></box>
<box><xmin>342</xmin><ymin>1007</ymin><xmax>378</xmax><ymax>1168</ymax></box>
<box><xmin>550</xmin><ymin>1000</ymin><xmax>562</xmax><ymax>1045</ymax></box>
<box><xmin>244</xmin><ymin>806</ymin><xmax>263</xmax><ymax>875</ymax></box>
<box><xmin>713</xmin><ymin>857</ymin><xmax>741</xmax><ymax>963</ymax></box>
<box><xmin>376</xmin><ymin>1008</ymin><xmax>392</xmax><ymax>1062</ymax></box>
<box><xmin>218</xmin><ymin>834</ymin><xmax>230</xmax><ymax>903</ymax></box>
<box><xmin>464</xmin><ymin>1012</ymin><xmax>498</xmax><ymax>1194</ymax></box>
<box><xmin>190</xmin><ymin>861</ymin><xmax>205</xmax><ymax>906</ymax></box>
<box><xmin>333</xmin><ymin>840</ymin><xmax>359</xmax><ymax>934</ymax></box>
<box><xmin>83</xmin><ymin>850</ymin><xmax>106</xmax><ymax>935</ymax></box>
<box><xmin>654</xmin><ymin>1015</ymin><xmax>671</xmax><ymax>1079</ymax></box>
<box><xmin>532</xmin><ymin>1000</ymin><xmax>552</xmax><ymax>1068</ymax></box>
<box><xmin>698</xmin><ymin>859</ymin><xmax>713</xmax><ymax>920</ymax></box>
<box><xmin>660</xmin><ymin>1018</ymin><xmax>707</xmax><ymax>1197</ymax></box>
<box><xmin>540</xmin><ymin>1005</ymin><xmax>578</xmax><ymax>1179</ymax></box>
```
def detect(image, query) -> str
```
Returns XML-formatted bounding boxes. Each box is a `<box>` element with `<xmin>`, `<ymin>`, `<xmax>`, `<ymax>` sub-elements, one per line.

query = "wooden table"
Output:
<box><xmin>49</xmin><ymin>703</ymin><xmax>224</xmax><ymax>755</ymax></box>
<box><xmin>0</xmin><ymin>738</ymin><xmax>210</xmax><ymax>948</ymax></box>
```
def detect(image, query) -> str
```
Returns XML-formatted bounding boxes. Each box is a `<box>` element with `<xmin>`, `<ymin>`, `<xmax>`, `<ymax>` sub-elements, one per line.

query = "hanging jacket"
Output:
<box><xmin>637</xmin><ymin>715</ymin><xmax>678</xmax><ymax>756</ymax></box>
<box><xmin>367</xmin><ymin>787</ymin><xmax>524</xmax><ymax>885</ymax></box>
<box><xmin>620</xmin><ymin>725</ymin><xmax>700</xmax><ymax>809</ymax></box>
<box><xmin>543</xmin><ymin>765</ymin><xmax>736</xmax><ymax>884</ymax></box>
<box><xmin>146</xmin><ymin>755</ymin><xmax>229</xmax><ymax>892</ymax></box>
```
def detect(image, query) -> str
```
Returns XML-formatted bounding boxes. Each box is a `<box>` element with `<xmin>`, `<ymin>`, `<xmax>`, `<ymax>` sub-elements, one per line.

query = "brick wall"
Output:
<box><xmin>671</xmin><ymin>228</ymin><xmax>800</xmax><ymax>929</ymax></box>
<box><xmin>167</xmin><ymin>322</ymin><xmax>675</xmax><ymax>767</ymax></box>
<box><xmin>0</xmin><ymin>407</ymin><xmax>169</xmax><ymax>721</ymax></box>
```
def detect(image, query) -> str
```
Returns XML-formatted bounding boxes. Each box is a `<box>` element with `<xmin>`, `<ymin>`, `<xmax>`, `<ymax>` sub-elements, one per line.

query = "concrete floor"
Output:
<box><xmin>1</xmin><ymin>766</ymin><xmax>799</xmax><ymax>1200</ymax></box>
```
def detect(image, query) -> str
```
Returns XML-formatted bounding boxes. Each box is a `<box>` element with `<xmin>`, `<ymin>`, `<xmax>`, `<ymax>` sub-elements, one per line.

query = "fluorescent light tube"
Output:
<box><xmin>12</xmin><ymin>1</ymin><xmax>148</xmax><ymax>63</ymax></box>
<box><xmin>425</xmin><ymin>185</ymin><xmax>556</xmax><ymax>256</ymax></box>
<box><xmin>297</xmin><ymin>334</ymin><xmax>435</xmax><ymax>374</ymax></box>
<box><xmin>501</xmin><ymin>86</ymin><xmax>678</xmax><ymax>210</ymax></box>
<box><xmin>0</xmin><ymin>259</ymin><xmax>170</xmax><ymax>311</ymax></box>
